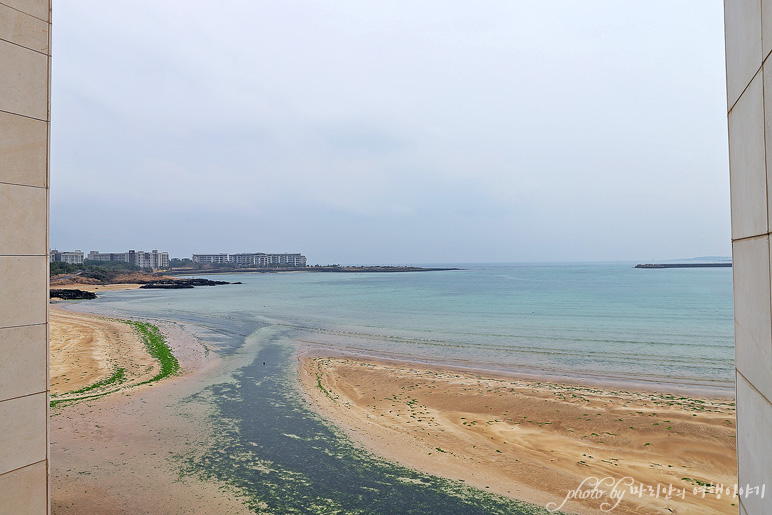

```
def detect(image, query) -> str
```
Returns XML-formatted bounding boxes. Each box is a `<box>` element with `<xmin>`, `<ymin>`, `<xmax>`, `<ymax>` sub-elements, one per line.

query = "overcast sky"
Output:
<box><xmin>51</xmin><ymin>1</ymin><xmax>729</xmax><ymax>265</ymax></box>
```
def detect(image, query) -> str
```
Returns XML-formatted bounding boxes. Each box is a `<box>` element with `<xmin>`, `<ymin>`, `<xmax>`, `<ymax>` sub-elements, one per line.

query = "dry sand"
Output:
<box><xmin>300</xmin><ymin>356</ymin><xmax>738</xmax><ymax>515</ymax></box>
<box><xmin>50</xmin><ymin>283</ymin><xmax>144</xmax><ymax>292</ymax></box>
<box><xmin>50</xmin><ymin>308</ymin><xmax>156</xmax><ymax>398</ymax></box>
<box><xmin>49</xmin><ymin>307</ymin><xmax>249</xmax><ymax>514</ymax></box>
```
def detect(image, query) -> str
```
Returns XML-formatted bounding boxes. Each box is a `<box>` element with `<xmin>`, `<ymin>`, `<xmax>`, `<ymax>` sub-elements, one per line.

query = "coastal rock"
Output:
<box><xmin>50</xmin><ymin>289</ymin><xmax>97</xmax><ymax>300</ymax></box>
<box><xmin>139</xmin><ymin>278</ymin><xmax>231</xmax><ymax>289</ymax></box>
<box><xmin>140</xmin><ymin>283</ymin><xmax>194</xmax><ymax>289</ymax></box>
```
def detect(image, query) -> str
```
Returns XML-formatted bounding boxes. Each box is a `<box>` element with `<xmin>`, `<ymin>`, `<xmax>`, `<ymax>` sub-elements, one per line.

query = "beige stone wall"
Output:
<box><xmin>725</xmin><ymin>1</ymin><xmax>772</xmax><ymax>514</ymax></box>
<box><xmin>0</xmin><ymin>1</ymin><xmax>50</xmax><ymax>514</ymax></box>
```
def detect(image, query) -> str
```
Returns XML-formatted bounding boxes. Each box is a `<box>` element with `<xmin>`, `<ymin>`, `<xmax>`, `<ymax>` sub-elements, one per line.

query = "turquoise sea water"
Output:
<box><xmin>89</xmin><ymin>262</ymin><xmax>735</xmax><ymax>391</ymax></box>
<box><xmin>72</xmin><ymin>262</ymin><xmax>734</xmax><ymax>513</ymax></box>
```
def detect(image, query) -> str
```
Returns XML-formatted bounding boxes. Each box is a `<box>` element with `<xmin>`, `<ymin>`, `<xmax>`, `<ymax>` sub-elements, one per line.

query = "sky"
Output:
<box><xmin>50</xmin><ymin>1</ymin><xmax>730</xmax><ymax>265</ymax></box>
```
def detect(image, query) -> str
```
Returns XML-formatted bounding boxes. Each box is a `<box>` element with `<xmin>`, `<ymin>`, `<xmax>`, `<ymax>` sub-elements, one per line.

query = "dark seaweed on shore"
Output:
<box><xmin>175</xmin><ymin>330</ymin><xmax>557</xmax><ymax>515</ymax></box>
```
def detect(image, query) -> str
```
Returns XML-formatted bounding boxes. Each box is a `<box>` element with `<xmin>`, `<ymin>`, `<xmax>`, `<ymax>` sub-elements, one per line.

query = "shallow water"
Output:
<box><xmin>85</xmin><ymin>262</ymin><xmax>734</xmax><ymax>389</ymax></box>
<box><xmin>71</xmin><ymin>262</ymin><xmax>733</xmax><ymax>512</ymax></box>
<box><xmin>175</xmin><ymin>327</ymin><xmax>549</xmax><ymax>514</ymax></box>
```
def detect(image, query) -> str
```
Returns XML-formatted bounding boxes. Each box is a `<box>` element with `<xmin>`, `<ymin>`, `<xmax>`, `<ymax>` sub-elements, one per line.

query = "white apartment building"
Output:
<box><xmin>87</xmin><ymin>250</ymin><xmax>128</xmax><ymax>262</ymax></box>
<box><xmin>268</xmin><ymin>253</ymin><xmax>307</xmax><ymax>266</ymax></box>
<box><xmin>88</xmin><ymin>249</ymin><xmax>170</xmax><ymax>269</ymax></box>
<box><xmin>135</xmin><ymin>250</ymin><xmax>169</xmax><ymax>269</ymax></box>
<box><xmin>192</xmin><ymin>253</ymin><xmax>230</xmax><ymax>264</ymax></box>
<box><xmin>212</xmin><ymin>252</ymin><xmax>307</xmax><ymax>267</ymax></box>
<box><xmin>50</xmin><ymin>249</ymin><xmax>84</xmax><ymax>264</ymax></box>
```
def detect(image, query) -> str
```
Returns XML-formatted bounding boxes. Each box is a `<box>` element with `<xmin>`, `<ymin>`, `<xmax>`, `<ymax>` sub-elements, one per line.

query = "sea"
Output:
<box><xmin>69</xmin><ymin>262</ymin><xmax>735</xmax><ymax>514</ymax></box>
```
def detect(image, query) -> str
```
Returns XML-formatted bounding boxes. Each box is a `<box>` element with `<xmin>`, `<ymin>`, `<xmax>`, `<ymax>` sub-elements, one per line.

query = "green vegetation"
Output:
<box><xmin>50</xmin><ymin>368</ymin><xmax>126</xmax><ymax>407</ymax></box>
<box><xmin>50</xmin><ymin>320</ymin><xmax>179</xmax><ymax>408</ymax></box>
<box><xmin>169</xmin><ymin>257</ymin><xmax>193</xmax><ymax>267</ymax></box>
<box><xmin>682</xmin><ymin>477</ymin><xmax>711</xmax><ymax>487</ymax></box>
<box><xmin>49</xmin><ymin>261</ymin><xmax>80</xmax><ymax>275</ymax></box>
<box><xmin>51</xmin><ymin>260</ymin><xmax>145</xmax><ymax>282</ymax></box>
<box><xmin>316</xmin><ymin>374</ymin><xmax>333</xmax><ymax>400</ymax></box>
<box><xmin>126</xmin><ymin>320</ymin><xmax>180</xmax><ymax>383</ymax></box>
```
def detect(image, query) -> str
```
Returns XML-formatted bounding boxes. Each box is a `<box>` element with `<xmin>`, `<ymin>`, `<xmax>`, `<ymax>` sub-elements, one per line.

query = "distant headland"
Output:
<box><xmin>49</xmin><ymin>256</ymin><xmax>462</xmax><ymax>297</ymax></box>
<box><xmin>49</xmin><ymin>249</ymin><xmax>461</xmax><ymax>275</ymax></box>
<box><xmin>165</xmin><ymin>265</ymin><xmax>462</xmax><ymax>275</ymax></box>
<box><xmin>635</xmin><ymin>263</ymin><xmax>732</xmax><ymax>269</ymax></box>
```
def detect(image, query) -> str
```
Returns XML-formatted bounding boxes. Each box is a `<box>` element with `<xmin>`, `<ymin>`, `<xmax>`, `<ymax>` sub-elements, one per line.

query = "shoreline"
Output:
<box><xmin>50</xmin><ymin>282</ymin><xmax>144</xmax><ymax>293</ymax></box>
<box><xmin>51</xmin><ymin>302</ymin><xmax>555</xmax><ymax>512</ymax></box>
<box><xmin>49</xmin><ymin>308</ymin><xmax>158</xmax><ymax>403</ymax></box>
<box><xmin>49</xmin><ymin>292</ymin><xmax>735</xmax><ymax>513</ymax></box>
<box><xmin>298</xmin><ymin>354</ymin><xmax>737</xmax><ymax>515</ymax></box>
<box><xmin>49</xmin><ymin>304</ymin><xmax>251</xmax><ymax>514</ymax></box>
<box><xmin>296</xmin><ymin>345</ymin><xmax>735</xmax><ymax>400</ymax></box>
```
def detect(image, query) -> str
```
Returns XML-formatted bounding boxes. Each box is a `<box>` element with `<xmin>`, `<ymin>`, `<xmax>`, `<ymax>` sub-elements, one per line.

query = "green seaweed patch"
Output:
<box><xmin>50</xmin><ymin>368</ymin><xmax>126</xmax><ymax>407</ymax></box>
<box><xmin>316</xmin><ymin>374</ymin><xmax>334</xmax><ymax>400</ymax></box>
<box><xmin>126</xmin><ymin>320</ymin><xmax>180</xmax><ymax>384</ymax></box>
<box><xmin>176</xmin><ymin>349</ymin><xmax>561</xmax><ymax>515</ymax></box>
<box><xmin>50</xmin><ymin>320</ymin><xmax>180</xmax><ymax>409</ymax></box>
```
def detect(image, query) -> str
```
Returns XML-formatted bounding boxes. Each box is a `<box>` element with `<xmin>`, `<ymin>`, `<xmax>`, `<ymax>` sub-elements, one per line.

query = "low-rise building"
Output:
<box><xmin>230</xmin><ymin>253</ymin><xmax>261</xmax><ymax>266</ymax></box>
<box><xmin>88</xmin><ymin>250</ymin><xmax>128</xmax><ymax>262</ymax></box>
<box><xmin>50</xmin><ymin>249</ymin><xmax>84</xmax><ymax>264</ymax></box>
<box><xmin>88</xmin><ymin>249</ymin><xmax>169</xmax><ymax>269</ymax></box>
<box><xmin>192</xmin><ymin>252</ymin><xmax>307</xmax><ymax>267</ymax></box>
<box><xmin>267</xmin><ymin>253</ymin><xmax>306</xmax><ymax>266</ymax></box>
<box><xmin>192</xmin><ymin>253</ymin><xmax>230</xmax><ymax>264</ymax></box>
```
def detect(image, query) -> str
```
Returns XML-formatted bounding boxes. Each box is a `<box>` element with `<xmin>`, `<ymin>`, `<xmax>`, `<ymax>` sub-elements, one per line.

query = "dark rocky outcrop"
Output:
<box><xmin>139</xmin><ymin>283</ymin><xmax>194</xmax><ymax>289</ymax></box>
<box><xmin>139</xmin><ymin>278</ymin><xmax>231</xmax><ymax>289</ymax></box>
<box><xmin>635</xmin><ymin>263</ymin><xmax>732</xmax><ymax>269</ymax></box>
<box><xmin>50</xmin><ymin>289</ymin><xmax>97</xmax><ymax>300</ymax></box>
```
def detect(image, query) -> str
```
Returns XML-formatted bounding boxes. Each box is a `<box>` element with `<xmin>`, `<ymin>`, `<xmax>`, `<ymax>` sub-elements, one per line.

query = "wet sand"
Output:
<box><xmin>50</xmin><ymin>307</ymin><xmax>249</xmax><ymax>514</ymax></box>
<box><xmin>300</xmin><ymin>356</ymin><xmax>738</xmax><ymax>515</ymax></box>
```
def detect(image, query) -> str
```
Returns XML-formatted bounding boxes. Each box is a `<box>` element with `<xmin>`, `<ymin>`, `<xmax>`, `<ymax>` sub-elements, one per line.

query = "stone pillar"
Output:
<box><xmin>725</xmin><ymin>1</ymin><xmax>772</xmax><ymax>513</ymax></box>
<box><xmin>0</xmin><ymin>1</ymin><xmax>51</xmax><ymax>513</ymax></box>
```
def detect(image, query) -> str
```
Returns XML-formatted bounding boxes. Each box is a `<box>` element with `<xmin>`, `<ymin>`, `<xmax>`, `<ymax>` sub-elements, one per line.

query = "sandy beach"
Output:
<box><xmin>49</xmin><ymin>307</ymin><xmax>250</xmax><ymax>514</ymax></box>
<box><xmin>50</xmin><ymin>308</ymin><xmax>156</xmax><ymax>399</ymax></box>
<box><xmin>47</xmin><ymin>304</ymin><xmax>737</xmax><ymax>514</ymax></box>
<box><xmin>50</xmin><ymin>283</ymin><xmax>144</xmax><ymax>292</ymax></box>
<box><xmin>300</xmin><ymin>356</ymin><xmax>738</xmax><ymax>515</ymax></box>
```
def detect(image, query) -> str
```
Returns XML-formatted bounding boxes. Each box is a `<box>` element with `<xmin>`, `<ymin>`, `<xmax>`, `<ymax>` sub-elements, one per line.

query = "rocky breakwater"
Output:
<box><xmin>50</xmin><ymin>289</ymin><xmax>98</xmax><ymax>300</ymax></box>
<box><xmin>139</xmin><ymin>278</ymin><xmax>233</xmax><ymax>289</ymax></box>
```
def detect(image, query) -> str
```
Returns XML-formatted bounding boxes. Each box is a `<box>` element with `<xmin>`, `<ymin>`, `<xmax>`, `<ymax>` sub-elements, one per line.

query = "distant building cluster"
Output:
<box><xmin>87</xmin><ymin>249</ymin><xmax>170</xmax><ymax>269</ymax></box>
<box><xmin>49</xmin><ymin>249</ymin><xmax>84</xmax><ymax>264</ymax></box>
<box><xmin>192</xmin><ymin>252</ymin><xmax>307</xmax><ymax>267</ymax></box>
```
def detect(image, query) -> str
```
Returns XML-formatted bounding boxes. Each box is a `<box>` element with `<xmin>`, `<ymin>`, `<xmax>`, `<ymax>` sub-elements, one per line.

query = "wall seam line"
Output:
<box><xmin>0</xmin><ymin>181</ymin><xmax>47</xmax><ymax>189</ymax></box>
<box><xmin>0</xmin><ymin>322</ymin><xmax>47</xmax><ymax>330</ymax></box>
<box><xmin>0</xmin><ymin>459</ymin><xmax>47</xmax><ymax>479</ymax></box>
<box><xmin>0</xmin><ymin>108</ymin><xmax>47</xmax><ymax>123</ymax></box>
<box><xmin>729</xmin><ymin>66</ymin><xmax>764</xmax><ymax>114</ymax></box>
<box><xmin>0</xmin><ymin>2</ymin><xmax>48</xmax><ymax>23</ymax></box>
<box><xmin>736</xmin><ymin>370</ymin><xmax>772</xmax><ymax>407</ymax></box>
<box><xmin>0</xmin><ymin>35</ymin><xmax>47</xmax><ymax>56</ymax></box>
<box><xmin>732</xmin><ymin>233</ymin><xmax>772</xmax><ymax>243</ymax></box>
